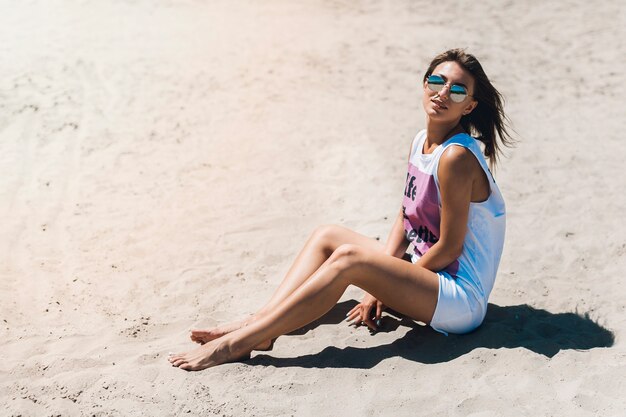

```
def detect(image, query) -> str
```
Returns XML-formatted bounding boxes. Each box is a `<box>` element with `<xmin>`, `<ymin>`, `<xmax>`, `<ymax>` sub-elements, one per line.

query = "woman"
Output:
<box><xmin>169</xmin><ymin>49</ymin><xmax>513</xmax><ymax>371</ymax></box>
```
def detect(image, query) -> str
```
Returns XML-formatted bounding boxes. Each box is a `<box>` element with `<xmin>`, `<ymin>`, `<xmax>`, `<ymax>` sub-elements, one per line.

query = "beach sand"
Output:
<box><xmin>1</xmin><ymin>0</ymin><xmax>625</xmax><ymax>415</ymax></box>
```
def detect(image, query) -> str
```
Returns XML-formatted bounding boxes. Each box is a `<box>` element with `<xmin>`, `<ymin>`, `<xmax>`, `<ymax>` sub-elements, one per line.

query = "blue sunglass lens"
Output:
<box><xmin>427</xmin><ymin>75</ymin><xmax>468</xmax><ymax>102</ymax></box>
<box><xmin>450</xmin><ymin>85</ymin><xmax>466</xmax><ymax>94</ymax></box>
<box><xmin>427</xmin><ymin>75</ymin><xmax>445</xmax><ymax>89</ymax></box>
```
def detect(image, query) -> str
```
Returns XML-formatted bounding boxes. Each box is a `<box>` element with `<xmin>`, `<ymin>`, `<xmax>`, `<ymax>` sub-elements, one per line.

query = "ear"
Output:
<box><xmin>462</xmin><ymin>99</ymin><xmax>478</xmax><ymax>115</ymax></box>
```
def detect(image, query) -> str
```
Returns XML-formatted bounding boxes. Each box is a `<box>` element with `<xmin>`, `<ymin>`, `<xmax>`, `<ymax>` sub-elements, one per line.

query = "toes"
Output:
<box><xmin>171</xmin><ymin>358</ymin><xmax>187</xmax><ymax>367</ymax></box>
<box><xmin>190</xmin><ymin>335</ymin><xmax>207</xmax><ymax>344</ymax></box>
<box><xmin>190</xmin><ymin>331</ymin><xmax>212</xmax><ymax>344</ymax></box>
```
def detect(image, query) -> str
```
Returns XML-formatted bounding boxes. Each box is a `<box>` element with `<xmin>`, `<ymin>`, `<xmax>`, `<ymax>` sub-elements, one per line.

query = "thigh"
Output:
<box><xmin>316</xmin><ymin>224</ymin><xmax>385</xmax><ymax>254</ymax></box>
<box><xmin>260</xmin><ymin>225</ymin><xmax>387</xmax><ymax>310</ymax></box>
<box><xmin>341</xmin><ymin>245</ymin><xmax>440</xmax><ymax>324</ymax></box>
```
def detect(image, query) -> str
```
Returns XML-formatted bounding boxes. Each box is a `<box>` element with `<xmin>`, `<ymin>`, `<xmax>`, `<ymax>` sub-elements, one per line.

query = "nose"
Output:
<box><xmin>437</xmin><ymin>83</ymin><xmax>451</xmax><ymax>100</ymax></box>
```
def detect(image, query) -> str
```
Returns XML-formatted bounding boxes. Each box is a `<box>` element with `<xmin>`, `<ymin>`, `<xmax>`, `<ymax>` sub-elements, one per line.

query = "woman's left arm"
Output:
<box><xmin>414</xmin><ymin>146</ymin><xmax>477</xmax><ymax>272</ymax></box>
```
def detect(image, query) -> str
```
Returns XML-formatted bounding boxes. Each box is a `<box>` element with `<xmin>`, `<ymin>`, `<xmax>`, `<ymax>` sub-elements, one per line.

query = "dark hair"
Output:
<box><xmin>423</xmin><ymin>49</ymin><xmax>514</xmax><ymax>169</ymax></box>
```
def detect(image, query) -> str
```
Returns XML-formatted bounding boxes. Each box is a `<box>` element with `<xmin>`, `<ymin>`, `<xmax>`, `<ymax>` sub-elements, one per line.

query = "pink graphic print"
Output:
<box><xmin>402</xmin><ymin>162</ymin><xmax>459</xmax><ymax>276</ymax></box>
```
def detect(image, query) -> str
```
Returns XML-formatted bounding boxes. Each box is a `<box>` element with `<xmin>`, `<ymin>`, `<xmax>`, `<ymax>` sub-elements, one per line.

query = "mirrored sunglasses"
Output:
<box><xmin>426</xmin><ymin>74</ymin><xmax>470</xmax><ymax>103</ymax></box>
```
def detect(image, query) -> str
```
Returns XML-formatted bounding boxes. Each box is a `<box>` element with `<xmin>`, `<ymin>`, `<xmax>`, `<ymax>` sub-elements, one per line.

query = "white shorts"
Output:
<box><xmin>429</xmin><ymin>271</ymin><xmax>487</xmax><ymax>336</ymax></box>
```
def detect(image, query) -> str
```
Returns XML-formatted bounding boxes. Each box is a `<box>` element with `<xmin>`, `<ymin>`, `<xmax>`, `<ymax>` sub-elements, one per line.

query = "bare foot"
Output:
<box><xmin>168</xmin><ymin>339</ymin><xmax>248</xmax><ymax>371</ymax></box>
<box><xmin>190</xmin><ymin>317</ymin><xmax>250</xmax><ymax>344</ymax></box>
<box><xmin>190</xmin><ymin>317</ymin><xmax>275</xmax><ymax>351</ymax></box>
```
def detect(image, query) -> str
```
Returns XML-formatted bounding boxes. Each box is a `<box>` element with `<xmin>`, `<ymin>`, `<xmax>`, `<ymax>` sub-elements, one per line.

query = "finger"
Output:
<box><xmin>351</xmin><ymin>312</ymin><xmax>365</xmax><ymax>326</ymax></box>
<box><xmin>376</xmin><ymin>304</ymin><xmax>382</xmax><ymax>320</ymax></box>
<box><xmin>358</xmin><ymin>310</ymin><xmax>370</xmax><ymax>328</ymax></box>
<box><xmin>348</xmin><ymin>307</ymin><xmax>363</xmax><ymax>320</ymax></box>
<box><xmin>349</xmin><ymin>317</ymin><xmax>362</xmax><ymax>327</ymax></box>
<box><xmin>346</xmin><ymin>311</ymin><xmax>361</xmax><ymax>323</ymax></box>
<box><xmin>347</xmin><ymin>306</ymin><xmax>360</xmax><ymax>318</ymax></box>
<box><xmin>363</xmin><ymin>317</ymin><xmax>377</xmax><ymax>331</ymax></box>
<box><xmin>354</xmin><ymin>309</ymin><xmax>369</xmax><ymax>326</ymax></box>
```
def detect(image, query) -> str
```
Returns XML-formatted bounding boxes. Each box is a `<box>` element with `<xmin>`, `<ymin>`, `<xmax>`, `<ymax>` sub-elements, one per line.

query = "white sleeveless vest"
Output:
<box><xmin>402</xmin><ymin>129</ymin><xmax>506</xmax><ymax>308</ymax></box>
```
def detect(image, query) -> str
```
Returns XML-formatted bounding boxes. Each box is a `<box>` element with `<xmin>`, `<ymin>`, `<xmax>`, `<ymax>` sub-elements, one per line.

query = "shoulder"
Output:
<box><xmin>439</xmin><ymin>144</ymin><xmax>478</xmax><ymax>177</ymax></box>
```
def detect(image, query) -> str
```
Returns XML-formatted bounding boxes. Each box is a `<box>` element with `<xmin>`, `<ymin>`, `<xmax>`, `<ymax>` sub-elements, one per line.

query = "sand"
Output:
<box><xmin>1</xmin><ymin>0</ymin><xmax>625</xmax><ymax>416</ymax></box>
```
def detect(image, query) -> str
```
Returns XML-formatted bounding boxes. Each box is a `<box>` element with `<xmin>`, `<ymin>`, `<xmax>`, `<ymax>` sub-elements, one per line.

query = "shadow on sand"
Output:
<box><xmin>247</xmin><ymin>301</ymin><xmax>615</xmax><ymax>369</ymax></box>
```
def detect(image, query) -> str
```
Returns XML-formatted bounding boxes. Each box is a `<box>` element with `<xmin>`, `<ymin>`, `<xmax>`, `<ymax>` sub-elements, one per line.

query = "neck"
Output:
<box><xmin>424</xmin><ymin>119</ymin><xmax>464</xmax><ymax>153</ymax></box>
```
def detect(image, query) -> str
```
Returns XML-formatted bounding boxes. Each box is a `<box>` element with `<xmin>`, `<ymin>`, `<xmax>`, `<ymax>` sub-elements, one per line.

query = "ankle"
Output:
<box><xmin>252</xmin><ymin>309</ymin><xmax>271</xmax><ymax>321</ymax></box>
<box><xmin>221</xmin><ymin>336</ymin><xmax>251</xmax><ymax>359</ymax></box>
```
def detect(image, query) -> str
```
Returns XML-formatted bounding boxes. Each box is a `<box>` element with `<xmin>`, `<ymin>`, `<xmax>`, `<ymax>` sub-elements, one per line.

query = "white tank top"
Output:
<box><xmin>402</xmin><ymin>129</ymin><xmax>506</xmax><ymax>306</ymax></box>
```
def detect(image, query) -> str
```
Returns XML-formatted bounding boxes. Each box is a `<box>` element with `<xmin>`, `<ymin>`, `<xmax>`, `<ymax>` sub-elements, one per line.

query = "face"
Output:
<box><xmin>422</xmin><ymin>61</ymin><xmax>478</xmax><ymax>121</ymax></box>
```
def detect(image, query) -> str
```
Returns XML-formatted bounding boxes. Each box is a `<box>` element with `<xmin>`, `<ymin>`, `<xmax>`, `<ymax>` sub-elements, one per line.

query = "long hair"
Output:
<box><xmin>423</xmin><ymin>49</ymin><xmax>515</xmax><ymax>169</ymax></box>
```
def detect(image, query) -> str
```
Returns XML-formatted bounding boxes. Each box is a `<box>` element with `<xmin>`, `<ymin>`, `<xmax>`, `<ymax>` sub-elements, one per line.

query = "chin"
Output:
<box><xmin>426</xmin><ymin>108</ymin><xmax>446</xmax><ymax>118</ymax></box>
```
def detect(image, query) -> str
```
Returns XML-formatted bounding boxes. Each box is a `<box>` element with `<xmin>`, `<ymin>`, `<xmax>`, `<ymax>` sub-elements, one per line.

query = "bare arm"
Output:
<box><xmin>382</xmin><ymin>138</ymin><xmax>416</xmax><ymax>258</ymax></box>
<box><xmin>415</xmin><ymin>145</ymin><xmax>477</xmax><ymax>272</ymax></box>
<box><xmin>349</xmin><ymin>145</ymin><xmax>480</xmax><ymax>329</ymax></box>
<box><xmin>346</xmin><ymin>140</ymin><xmax>412</xmax><ymax>328</ymax></box>
<box><xmin>349</xmin><ymin>209</ymin><xmax>407</xmax><ymax>329</ymax></box>
<box><xmin>383</xmin><ymin>207</ymin><xmax>410</xmax><ymax>258</ymax></box>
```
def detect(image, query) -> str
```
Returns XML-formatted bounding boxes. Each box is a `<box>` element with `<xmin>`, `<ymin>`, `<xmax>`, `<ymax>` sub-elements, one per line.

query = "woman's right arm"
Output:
<box><xmin>346</xmin><ymin>140</ymin><xmax>412</xmax><ymax>329</ymax></box>
<box><xmin>383</xmin><ymin>139</ymin><xmax>414</xmax><ymax>259</ymax></box>
<box><xmin>347</xmin><ymin>208</ymin><xmax>408</xmax><ymax>330</ymax></box>
<box><xmin>383</xmin><ymin>207</ymin><xmax>409</xmax><ymax>258</ymax></box>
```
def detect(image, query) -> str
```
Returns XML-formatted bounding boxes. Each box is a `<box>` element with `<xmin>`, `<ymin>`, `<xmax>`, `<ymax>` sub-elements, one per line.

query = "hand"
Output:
<box><xmin>346</xmin><ymin>292</ymin><xmax>385</xmax><ymax>331</ymax></box>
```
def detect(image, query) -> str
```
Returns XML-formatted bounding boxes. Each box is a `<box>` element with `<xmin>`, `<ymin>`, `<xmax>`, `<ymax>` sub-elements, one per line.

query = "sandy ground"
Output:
<box><xmin>1</xmin><ymin>0</ymin><xmax>625</xmax><ymax>416</ymax></box>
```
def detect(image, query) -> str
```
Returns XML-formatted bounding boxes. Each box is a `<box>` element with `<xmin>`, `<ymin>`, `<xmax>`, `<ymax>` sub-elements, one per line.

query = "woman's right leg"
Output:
<box><xmin>190</xmin><ymin>225</ymin><xmax>385</xmax><ymax>346</ymax></box>
<box><xmin>257</xmin><ymin>225</ymin><xmax>385</xmax><ymax>315</ymax></box>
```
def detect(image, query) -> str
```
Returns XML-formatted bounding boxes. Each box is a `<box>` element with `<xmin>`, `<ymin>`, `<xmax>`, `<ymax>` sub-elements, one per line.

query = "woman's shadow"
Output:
<box><xmin>248</xmin><ymin>301</ymin><xmax>615</xmax><ymax>369</ymax></box>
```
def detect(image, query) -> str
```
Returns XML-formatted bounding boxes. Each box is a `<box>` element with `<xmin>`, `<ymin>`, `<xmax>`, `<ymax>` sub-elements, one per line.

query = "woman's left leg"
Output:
<box><xmin>169</xmin><ymin>243</ymin><xmax>439</xmax><ymax>370</ymax></box>
<box><xmin>189</xmin><ymin>225</ymin><xmax>385</xmax><ymax>348</ymax></box>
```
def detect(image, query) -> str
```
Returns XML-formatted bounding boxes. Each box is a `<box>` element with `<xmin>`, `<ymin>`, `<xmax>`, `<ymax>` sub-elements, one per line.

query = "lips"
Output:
<box><xmin>432</xmin><ymin>99</ymin><xmax>447</xmax><ymax>110</ymax></box>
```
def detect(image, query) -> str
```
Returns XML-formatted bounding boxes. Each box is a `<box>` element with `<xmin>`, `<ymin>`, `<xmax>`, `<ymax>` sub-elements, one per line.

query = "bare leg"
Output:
<box><xmin>169</xmin><ymin>243</ymin><xmax>438</xmax><ymax>370</ymax></box>
<box><xmin>190</xmin><ymin>225</ymin><xmax>385</xmax><ymax>348</ymax></box>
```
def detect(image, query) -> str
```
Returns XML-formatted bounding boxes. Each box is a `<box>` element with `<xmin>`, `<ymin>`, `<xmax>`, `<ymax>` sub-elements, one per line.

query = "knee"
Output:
<box><xmin>312</xmin><ymin>224</ymin><xmax>346</xmax><ymax>256</ymax></box>
<box><xmin>328</xmin><ymin>243</ymin><xmax>362</xmax><ymax>272</ymax></box>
